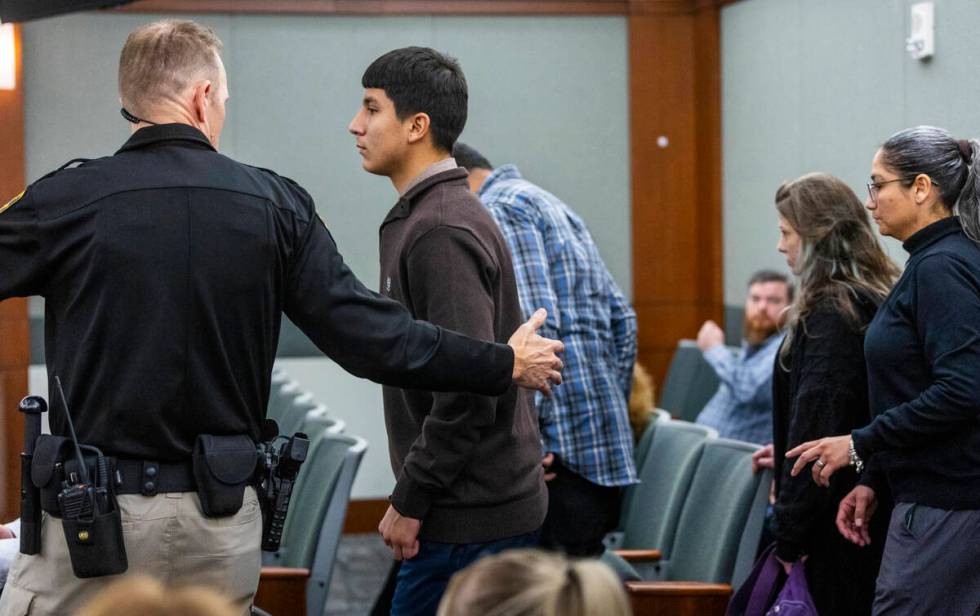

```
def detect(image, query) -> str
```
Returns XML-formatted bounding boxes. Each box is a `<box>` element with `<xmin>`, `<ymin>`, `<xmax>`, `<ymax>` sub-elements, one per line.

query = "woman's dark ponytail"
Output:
<box><xmin>954</xmin><ymin>138</ymin><xmax>980</xmax><ymax>243</ymax></box>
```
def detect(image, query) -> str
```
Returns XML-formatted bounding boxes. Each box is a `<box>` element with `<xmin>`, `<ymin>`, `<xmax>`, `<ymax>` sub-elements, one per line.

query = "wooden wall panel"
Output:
<box><xmin>693</xmin><ymin>4</ymin><xmax>723</xmax><ymax>320</ymax></box>
<box><xmin>342</xmin><ymin>498</ymin><xmax>389</xmax><ymax>534</ymax></box>
<box><xmin>0</xmin><ymin>23</ymin><xmax>28</xmax><ymax>521</ymax></box>
<box><xmin>629</xmin><ymin>2</ymin><xmax>723</xmax><ymax>388</ymax></box>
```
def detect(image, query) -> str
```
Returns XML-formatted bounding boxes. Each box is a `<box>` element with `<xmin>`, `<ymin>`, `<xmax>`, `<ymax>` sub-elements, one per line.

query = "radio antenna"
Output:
<box><xmin>54</xmin><ymin>376</ymin><xmax>90</xmax><ymax>485</ymax></box>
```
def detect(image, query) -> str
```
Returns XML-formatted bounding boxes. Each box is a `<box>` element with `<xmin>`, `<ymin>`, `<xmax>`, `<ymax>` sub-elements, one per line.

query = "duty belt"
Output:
<box><xmin>39</xmin><ymin>459</ymin><xmax>196</xmax><ymax>516</ymax></box>
<box><xmin>112</xmin><ymin>459</ymin><xmax>196</xmax><ymax>496</ymax></box>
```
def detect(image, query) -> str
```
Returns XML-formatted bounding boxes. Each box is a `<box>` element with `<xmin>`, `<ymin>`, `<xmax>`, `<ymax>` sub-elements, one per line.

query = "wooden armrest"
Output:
<box><xmin>255</xmin><ymin>567</ymin><xmax>310</xmax><ymax>616</ymax></box>
<box><xmin>260</xmin><ymin>566</ymin><xmax>310</xmax><ymax>580</ymax></box>
<box><xmin>626</xmin><ymin>581</ymin><xmax>732</xmax><ymax>596</ymax></box>
<box><xmin>614</xmin><ymin>548</ymin><xmax>662</xmax><ymax>562</ymax></box>
<box><xmin>625</xmin><ymin>581</ymin><xmax>732</xmax><ymax>616</ymax></box>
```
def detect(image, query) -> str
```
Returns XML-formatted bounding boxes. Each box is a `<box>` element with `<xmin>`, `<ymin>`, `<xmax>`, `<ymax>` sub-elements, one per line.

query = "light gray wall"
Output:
<box><xmin>22</xmin><ymin>12</ymin><xmax>629</xmax><ymax>497</ymax></box>
<box><xmin>721</xmin><ymin>0</ymin><xmax>980</xmax><ymax>306</ymax></box>
<box><xmin>22</xmin><ymin>12</ymin><xmax>630</xmax><ymax>291</ymax></box>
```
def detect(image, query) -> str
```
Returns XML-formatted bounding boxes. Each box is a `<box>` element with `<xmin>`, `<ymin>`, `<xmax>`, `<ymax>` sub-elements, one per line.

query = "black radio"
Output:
<box><xmin>52</xmin><ymin>376</ymin><xmax>128</xmax><ymax>578</ymax></box>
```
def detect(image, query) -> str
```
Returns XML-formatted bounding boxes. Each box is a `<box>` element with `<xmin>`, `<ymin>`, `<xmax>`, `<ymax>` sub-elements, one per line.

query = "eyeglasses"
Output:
<box><xmin>866</xmin><ymin>176</ymin><xmax>938</xmax><ymax>205</ymax></box>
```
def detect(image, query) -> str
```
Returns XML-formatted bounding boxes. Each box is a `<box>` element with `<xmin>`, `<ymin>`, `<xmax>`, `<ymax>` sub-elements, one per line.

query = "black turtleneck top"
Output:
<box><xmin>855</xmin><ymin>216</ymin><xmax>980</xmax><ymax>509</ymax></box>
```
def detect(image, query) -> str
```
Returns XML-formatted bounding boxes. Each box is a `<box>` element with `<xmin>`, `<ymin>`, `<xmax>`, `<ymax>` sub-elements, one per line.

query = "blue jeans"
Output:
<box><xmin>390</xmin><ymin>529</ymin><xmax>540</xmax><ymax>616</ymax></box>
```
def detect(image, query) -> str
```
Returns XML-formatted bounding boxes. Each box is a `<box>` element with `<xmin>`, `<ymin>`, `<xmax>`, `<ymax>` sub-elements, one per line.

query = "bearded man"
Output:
<box><xmin>694</xmin><ymin>270</ymin><xmax>793</xmax><ymax>445</ymax></box>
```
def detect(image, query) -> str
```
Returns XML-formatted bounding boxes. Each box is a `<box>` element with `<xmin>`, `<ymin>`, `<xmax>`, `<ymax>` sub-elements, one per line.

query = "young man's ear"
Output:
<box><xmin>406</xmin><ymin>112</ymin><xmax>431</xmax><ymax>145</ymax></box>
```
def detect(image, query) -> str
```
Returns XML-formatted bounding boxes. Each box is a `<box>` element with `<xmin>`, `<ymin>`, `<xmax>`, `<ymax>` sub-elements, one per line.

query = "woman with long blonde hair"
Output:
<box><xmin>767</xmin><ymin>172</ymin><xmax>899</xmax><ymax>615</ymax></box>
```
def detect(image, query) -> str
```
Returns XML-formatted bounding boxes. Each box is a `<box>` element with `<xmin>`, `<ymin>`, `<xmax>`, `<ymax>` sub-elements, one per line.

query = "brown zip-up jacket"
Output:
<box><xmin>379</xmin><ymin>166</ymin><xmax>547</xmax><ymax>544</ymax></box>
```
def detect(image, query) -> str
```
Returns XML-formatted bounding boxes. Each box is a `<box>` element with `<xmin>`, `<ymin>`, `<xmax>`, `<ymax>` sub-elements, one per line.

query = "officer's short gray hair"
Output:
<box><xmin>118</xmin><ymin>20</ymin><xmax>223</xmax><ymax>117</ymax></box>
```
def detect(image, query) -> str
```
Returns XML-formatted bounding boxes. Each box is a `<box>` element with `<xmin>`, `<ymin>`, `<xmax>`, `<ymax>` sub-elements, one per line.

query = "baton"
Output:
<box><xmin>19</xmin><ymin>395</ymin><xmax>47</xmax><ymax>555</ymax></box>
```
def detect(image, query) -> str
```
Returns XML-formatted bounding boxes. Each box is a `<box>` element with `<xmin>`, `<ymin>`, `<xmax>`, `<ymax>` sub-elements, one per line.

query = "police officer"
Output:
<box><xmin>0</xmin><ymin>19</ymin><xmax>562</xmax><ymax>616</ymax></box>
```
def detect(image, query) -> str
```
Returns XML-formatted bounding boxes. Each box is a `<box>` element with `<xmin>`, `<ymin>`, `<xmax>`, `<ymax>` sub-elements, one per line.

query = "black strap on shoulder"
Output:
<box><xmin>57</xmin><ymin>158</ymin><xmax>92</xmax><ymax>171</ymax></box>
<box><xmin>31</xmin><ymin>158</ymin><xmax>93</xmax><ymax>186</ymax></box>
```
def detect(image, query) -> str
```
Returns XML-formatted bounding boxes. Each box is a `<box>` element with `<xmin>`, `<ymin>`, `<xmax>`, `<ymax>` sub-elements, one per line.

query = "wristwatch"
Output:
<box><xmin>848</xmin><ymin>437</ymin><xmax>864</xmax><ymax>474</ymax></box>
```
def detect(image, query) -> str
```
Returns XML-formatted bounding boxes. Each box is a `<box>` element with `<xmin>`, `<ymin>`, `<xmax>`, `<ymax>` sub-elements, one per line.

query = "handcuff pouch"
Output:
<box><xmin>192</xmin><ymin>434</ymin><xmax>258</xmax><ymax>517</ymax></box>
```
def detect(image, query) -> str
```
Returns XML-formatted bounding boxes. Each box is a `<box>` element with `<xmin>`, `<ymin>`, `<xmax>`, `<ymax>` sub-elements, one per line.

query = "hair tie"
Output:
<box><xmin>957</xmin><ymin>139</ymin><xmax>973</xmax><ymax>163</ymax></box>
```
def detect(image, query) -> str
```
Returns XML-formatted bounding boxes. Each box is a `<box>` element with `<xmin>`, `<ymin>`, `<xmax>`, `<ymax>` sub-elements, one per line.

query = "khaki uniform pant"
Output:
<box><xmin>0</xmin><ymin>487</ymin><xmax>261</xmax><ymax>616</ymax></box>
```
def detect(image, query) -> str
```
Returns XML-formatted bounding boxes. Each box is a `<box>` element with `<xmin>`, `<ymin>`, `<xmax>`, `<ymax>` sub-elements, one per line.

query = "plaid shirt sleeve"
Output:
<box><xmin>608</xmin><ymin>272</ymin><xmax>638</xmax><ymax>399</ymax></box>
<box><xmin>493</xmin><ymin>202</ymin><xmax>560</xmax><ymax>338</ymax></box>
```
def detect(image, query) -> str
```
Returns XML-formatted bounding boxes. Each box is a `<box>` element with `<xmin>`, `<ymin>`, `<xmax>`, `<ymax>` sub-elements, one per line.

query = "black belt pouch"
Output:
<box><xmin>61</xmin><ymin>504</ymin><xmax>128</xmax><ymax>578</ymax></box>
<box><xmin>31</xmin><ymin>435</ymin><xmax>70</xmax><ymax>513</ymax></box>
<box><xmin>192</xmin><ymin>435</ymin><xmax>258</xmax><ymax>517</ymax></box>
<box><xmin>31</xmin><ymin>435</ymin><xmax>128</xmax><ymax>578</ymax></box>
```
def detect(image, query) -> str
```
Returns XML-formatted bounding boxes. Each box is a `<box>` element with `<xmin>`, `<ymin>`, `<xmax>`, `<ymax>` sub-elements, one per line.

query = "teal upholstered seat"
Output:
<box><xmin>659</xmin><ymin>438</ymin><xmax>769</xmax><ymax>585</ymax></box>
<box><xmin>612</xmin><ymin>408</ymin><xmax>672</xmax><ymax>538</ymax></box>
<box><xmin>634</xmin><ymin>408</ymin><xmax>672</xmax><ymax>473</ymax></box>
<box><xmin>607</xmin><ymin>435</ymin><xmax>771</xmax><ymax>588</ymax></box>
<box><xmin>277</xmin><ymin>392</ymin><xmax>319</xmax><ymax>437</ymax></box>
<box><xmin>602</xmin><ymin>421</ymin><xmax>715</xmax><ymax>571</ymax></box>
<box><xmin>267</xmin><ymin>379</ymin><xmax>305</xmax><ymax>422</ymax></box>
<box><xmin>658</xmin><ymin>339</ymin><xmax>724</xmax><ymax>422</ymax></box>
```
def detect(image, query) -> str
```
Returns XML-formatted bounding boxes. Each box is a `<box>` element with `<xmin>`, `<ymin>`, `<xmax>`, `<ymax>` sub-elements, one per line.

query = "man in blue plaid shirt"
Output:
<box><xmin>454</xmin><ymin>143</ymin><xmax>637</xmax><ymax>556</ymax></box>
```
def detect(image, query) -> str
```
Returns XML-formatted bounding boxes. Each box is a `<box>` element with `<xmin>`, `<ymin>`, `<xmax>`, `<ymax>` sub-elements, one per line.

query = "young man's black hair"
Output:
<box><xmin>452</xmin><ymin>142</ymin><xmax>493</xmax><ymax>171</ymax></box>
<box><xmin>361</xmin><ymin>46</ymin><xmax>468</xmax><ymax>152</ymax></box>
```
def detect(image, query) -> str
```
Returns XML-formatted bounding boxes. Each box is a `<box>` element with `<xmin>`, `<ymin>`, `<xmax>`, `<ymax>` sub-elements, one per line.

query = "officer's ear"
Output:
<box><xmin>191</xmin><ymin>80</ymin><xmax>213</xmax><ymax>124</ymax></box>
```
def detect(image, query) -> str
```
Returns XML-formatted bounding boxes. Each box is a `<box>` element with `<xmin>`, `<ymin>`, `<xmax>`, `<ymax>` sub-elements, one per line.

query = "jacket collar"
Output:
<box><xmin>116</xmin><ymin>123</ymin><xmax>216</xmax><ymax>155</ymax></box>
<box><xmin>382</xmin><ymin>167</ymin><xmax>469</xmax><ymax>225</ymax></box>
<box><xmin>478</xmin><ymin>164</ymin><xmax>522</xmax><ymax>198</ymax></box>
<box><xmin>903</xmin><ymin>216</ymin><xmax>961</xmax><ymax>255</ymax></box>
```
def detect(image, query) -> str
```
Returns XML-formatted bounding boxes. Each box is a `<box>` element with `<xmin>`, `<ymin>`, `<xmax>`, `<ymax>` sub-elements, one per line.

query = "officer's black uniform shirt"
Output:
<box><xmin>0</xmin><ymin>124</ymin><xmax>514</xmax><ymax>462</ymax></box>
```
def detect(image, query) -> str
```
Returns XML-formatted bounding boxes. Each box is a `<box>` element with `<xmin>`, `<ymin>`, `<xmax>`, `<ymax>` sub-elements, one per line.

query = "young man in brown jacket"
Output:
<box><xmin>349</xmin><ymin>47</ymin><xmax>549</xmax><ymax>616</ymax></box>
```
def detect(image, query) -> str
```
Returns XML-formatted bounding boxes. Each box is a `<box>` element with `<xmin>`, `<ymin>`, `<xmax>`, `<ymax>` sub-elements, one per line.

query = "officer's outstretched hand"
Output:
<box><xmin>509</xmin><ymin>308</ymin><xmax>564</xmax><ymax>395</ymax></box>
<box><xmin>379</xmin><ymin>505</ymin><xmax>421</xmax><ymax>560</ymax></box>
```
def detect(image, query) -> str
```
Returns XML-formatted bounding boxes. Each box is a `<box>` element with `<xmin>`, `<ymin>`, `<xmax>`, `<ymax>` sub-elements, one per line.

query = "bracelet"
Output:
<box><xmin>848</xmin><ymin>437</ymin><xmax>864</xmax><ymax>474</ymax></box>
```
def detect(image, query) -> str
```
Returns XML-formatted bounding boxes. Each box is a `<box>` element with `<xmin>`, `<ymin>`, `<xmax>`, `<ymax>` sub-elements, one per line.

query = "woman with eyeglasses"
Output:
<box><xmin>787</xmin><ymin>126</ymin><xmax>980</xmax><ymax>614</ymax></box>
<box><xmin>765</xmin><ymin>172</ymin><xmax>899</xmax><ymax>615</ymax></box>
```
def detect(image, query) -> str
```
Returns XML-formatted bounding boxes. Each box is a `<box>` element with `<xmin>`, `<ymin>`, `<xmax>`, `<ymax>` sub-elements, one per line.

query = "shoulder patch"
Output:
<box><xmin>0</xmin><ymin>189</ymin><xmax>25</xmax><ymax>215</ymax></box>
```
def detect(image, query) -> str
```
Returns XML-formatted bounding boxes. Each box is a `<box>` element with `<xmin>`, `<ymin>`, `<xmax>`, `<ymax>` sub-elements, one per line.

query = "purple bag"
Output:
<box><xmin>726</xmin><ymin>543</ymin><xmax>819</xmax><ymax>616</ymax></box>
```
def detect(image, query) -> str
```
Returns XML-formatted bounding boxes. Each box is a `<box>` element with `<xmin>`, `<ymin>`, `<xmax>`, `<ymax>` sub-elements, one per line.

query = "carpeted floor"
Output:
<box><xmin>324</xmin><ymin>533</ymin><xmax>395</xmax><ymax>615</ymax></box>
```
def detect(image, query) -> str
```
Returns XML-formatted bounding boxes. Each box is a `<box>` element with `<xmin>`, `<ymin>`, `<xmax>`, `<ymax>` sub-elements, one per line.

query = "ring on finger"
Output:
<box><xmin>815</xmin><ymin>459</ymin><xmax>826</xmax><ymax>469</ymax></box>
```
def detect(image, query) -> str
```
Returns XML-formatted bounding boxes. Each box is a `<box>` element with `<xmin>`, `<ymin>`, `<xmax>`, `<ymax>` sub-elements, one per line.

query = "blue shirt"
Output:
<box><xmin>695</xmin><ymin>333</ymin><xmax>783</xmax><ymax>445</ymax></box>
<box><xmin>478</xmin><ymin>165</ymin><xmax>638</xmax><ymax>487</ymax></box>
